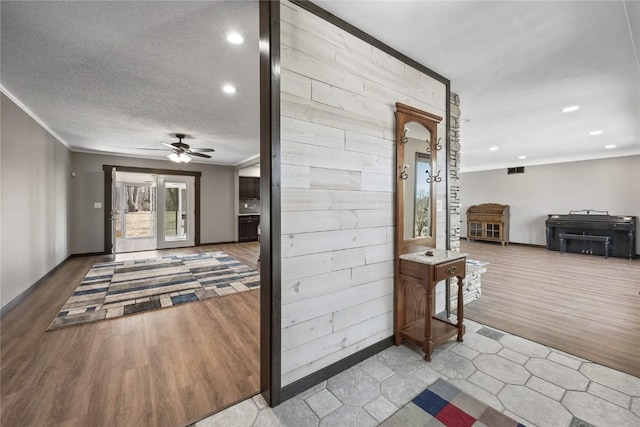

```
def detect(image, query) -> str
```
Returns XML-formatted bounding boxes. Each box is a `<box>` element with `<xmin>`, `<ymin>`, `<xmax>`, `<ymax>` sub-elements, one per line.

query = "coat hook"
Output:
<box><xmin>436</xmin><ymin>137</ymin><xmax>443</xmax><ymax>151</ymax></box>
<box><xmin>426</xmin><ymin>169</ymin><xmax>442</xmax><ymax>183</ymax></box>
<box><xmin>402</xmin><ymin>128</ymin><xmax>408</xmax><ymax>144</ymax></box>
<box><xmin>400</xmin><ymin>163</ymin><xmax>410</xmax><ymax>180</ymax></box>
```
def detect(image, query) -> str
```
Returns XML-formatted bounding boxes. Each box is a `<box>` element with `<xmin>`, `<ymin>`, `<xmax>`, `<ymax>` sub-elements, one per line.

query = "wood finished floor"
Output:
<box><xmin>1</xmin><ymin>242</ymin><xmax>261</xmax><ymax>427</ymax></box>
<box><xmin>461</xmin><ymin>239</ymin><xmax>640</xmax><ymax>377</ymax></box>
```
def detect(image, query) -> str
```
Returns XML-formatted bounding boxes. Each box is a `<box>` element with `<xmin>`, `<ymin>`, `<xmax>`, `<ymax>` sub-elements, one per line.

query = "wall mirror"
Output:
<box><xmin>395</xmin><ymin>102</ymin><xmax>443</xmax><ymax>255</ymax></box>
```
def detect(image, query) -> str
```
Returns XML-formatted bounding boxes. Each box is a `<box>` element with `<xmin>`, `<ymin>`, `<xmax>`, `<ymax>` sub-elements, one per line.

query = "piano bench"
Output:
<box><xmin>559</xmin><ymin>233</ymin><xmax>612</xmax><ymax>259</ymax></box>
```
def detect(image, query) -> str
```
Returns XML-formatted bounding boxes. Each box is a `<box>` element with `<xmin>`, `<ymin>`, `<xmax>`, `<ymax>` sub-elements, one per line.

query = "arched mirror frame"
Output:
<box><xmin>395</xmin><ymin>102</ymin><xmax>443</xmax><ymax>256</ymax></box>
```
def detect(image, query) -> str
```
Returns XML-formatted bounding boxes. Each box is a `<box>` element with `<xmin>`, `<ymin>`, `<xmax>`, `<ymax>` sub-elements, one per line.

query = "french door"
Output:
<box><xmin>112</xmin><ymin>172</ymin><xmax>194</xmax><ymax>253</ymax></box>
<box><xmin>156</xmin><ymin>175</ymin><xmax>195</xmax><ymax>249</ymax></box>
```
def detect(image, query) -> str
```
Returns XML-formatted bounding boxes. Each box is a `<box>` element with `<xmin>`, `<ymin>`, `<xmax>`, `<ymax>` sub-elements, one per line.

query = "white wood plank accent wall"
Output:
<box><xmin>280</xmin><ymin>0</ymin><xmax>448</xmax><ymax>386</ymax></box>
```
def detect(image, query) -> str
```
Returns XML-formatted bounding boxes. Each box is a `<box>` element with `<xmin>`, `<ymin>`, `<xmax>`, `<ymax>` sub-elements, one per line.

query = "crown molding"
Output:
<box><xmin>0</xmin><ymin>85</ymin><xmax>71</xmax><ymax>149</ymax></box>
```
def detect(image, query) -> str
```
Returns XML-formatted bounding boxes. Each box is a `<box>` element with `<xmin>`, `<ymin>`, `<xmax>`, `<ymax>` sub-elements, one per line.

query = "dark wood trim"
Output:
<box><xmin>102</xmin><ymin>165</ymin><xmax>202</xmax><ymax>253</ymax></box>
<box><xmin>70</xmin><ymin>251</ymin><xmax>109</xmax><ymax>257</ymax></box>
<box><xmin>1</xmin><ymin>256</ymin><xmax>71</xmax><ymax>317</ymax></box>
<box><xmin>196</xmin><ymin>240</ymin><xmax>238</xmax><ymax>246</ymax></box>
<box><xmin>104</xmin><ymin>165</ymin><xmax>114</xmax><ymax>254</ymax></box>
<box><xmin>194</xmin><ymin>175</ymin><xmax>201</xmax><ymax>246</ymax></box>
<box><xmin>103</xmin><ymin>165</ymin><xmax>202</xmax><ymax>177</ymax></box>
<box><xmin>290</xmin><ymin>1</ymin><xmax>450</xmax><ymax>86</ymax></box>
<box><xmin>259</xmin><ymin>0</ymin><xmax>282</xmax><ymax>407</ymax></box>
<box><xmin>280</xmin><ymin>336</ymin><xmax>394</xmax><ymax>401</ymax></box>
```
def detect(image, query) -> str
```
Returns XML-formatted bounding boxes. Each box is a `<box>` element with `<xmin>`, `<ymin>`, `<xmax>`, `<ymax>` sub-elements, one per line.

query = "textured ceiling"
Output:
<box><xmin>1</xmin><ymin>0</ymin><xmax>259</xmax><ymax>166</ymax></box>
<box><xmin>1</xmin><ymin>1</ymin><xmax>638</xmax><ymax>171</ymax></box>
<box><xmin>314</xmin><ymin>0</ymin><xmax>640</xmax><ymax>171</ymax></box>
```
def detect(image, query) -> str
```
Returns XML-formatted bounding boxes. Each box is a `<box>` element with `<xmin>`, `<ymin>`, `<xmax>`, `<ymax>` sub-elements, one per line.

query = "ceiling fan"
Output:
<box><xmin>138</xmin><ymin>133</ymin><xmax>215</xmax><ymax>163</ymax></box>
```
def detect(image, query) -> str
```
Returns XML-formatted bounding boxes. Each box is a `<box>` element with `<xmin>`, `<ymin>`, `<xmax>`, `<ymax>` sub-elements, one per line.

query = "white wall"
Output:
<box><xmin>1</xmin><ymin>93</ymin><xmax>72</xmax><ymax>308</ymax></box>
<box><xmin>70</xmin><ymin>152</ymin><xmax>236</xmax><ymax>254</ymax></box>
<box><xmin>280</xmin><ymin>0</ymin><xmax>448</xmax><ymax>386</ymax></box>
<box><xmin>459</xmin><ymin>155</ymin><xmax>640</xmax><ymax>253</ymax></box>
<box><xmin>239</xmin><ymin>165</ymin><xmax>260</xmax><ymax>177</ymax></box>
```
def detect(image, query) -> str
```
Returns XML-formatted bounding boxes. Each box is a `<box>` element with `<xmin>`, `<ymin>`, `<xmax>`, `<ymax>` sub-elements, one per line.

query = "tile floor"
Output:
<box><xmin>195</xmin><ymin>319</ymin><xmax>640</xmax><ymax>427</ymax></box>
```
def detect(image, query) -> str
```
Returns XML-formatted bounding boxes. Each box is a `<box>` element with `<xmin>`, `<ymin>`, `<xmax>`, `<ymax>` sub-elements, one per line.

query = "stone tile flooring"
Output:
<box><xmin>195</xmin><ymin>319</ymin><xmax>640</xmax><ymax>427</ymax></box>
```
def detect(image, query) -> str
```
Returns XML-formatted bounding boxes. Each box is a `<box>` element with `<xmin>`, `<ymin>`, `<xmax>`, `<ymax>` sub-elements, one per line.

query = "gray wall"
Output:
<box><xmin>70</xmin><ymin>152</ymin><xmax>236</xmax><ymax>254</ymax></box>
<box><xmin>1</xmin><ymin>93</ymin><xmax>72</xmax><ymax>308</ymax></box>
<box><xmin>279</xmin><ymin>0</ymin><xmax>448</xmax><ymax>386</ymax></box>
<box><xmin>459</xmin><ymin>155</ymin><xmax>640</xmax><ymax>253</ymax></box>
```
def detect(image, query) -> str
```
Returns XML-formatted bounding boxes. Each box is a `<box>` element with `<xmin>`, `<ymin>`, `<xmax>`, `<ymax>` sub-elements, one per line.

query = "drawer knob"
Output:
<box><xmin>446</xmin><ymin>265</ymin><xmax>457</xmax><ymax>274</ymax></box>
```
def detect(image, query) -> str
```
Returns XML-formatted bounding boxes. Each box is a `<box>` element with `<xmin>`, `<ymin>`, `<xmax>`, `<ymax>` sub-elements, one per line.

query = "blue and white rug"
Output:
<box><xmin>48</xmin><ymin>252</ymin><xmax>260</xmax><ymax>330</ymax></box>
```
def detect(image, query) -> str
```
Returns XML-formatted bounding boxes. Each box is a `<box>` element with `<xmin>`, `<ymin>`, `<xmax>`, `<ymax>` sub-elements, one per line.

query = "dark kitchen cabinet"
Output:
<box><xmin>240</xmin><ymin>177</ymin><xmax>260</xmax><ymax>200</ymax></box>
<box><xmin>239</xmin><ymin>215</ymin><xmax>260</xmax><ymax>242</ymax></box>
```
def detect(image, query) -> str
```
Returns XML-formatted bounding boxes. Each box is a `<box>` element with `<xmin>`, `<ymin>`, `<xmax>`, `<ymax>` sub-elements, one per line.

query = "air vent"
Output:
<box><xmin>507</xmin><ymin>166</ymin><xmax>525</xmax><ymax>174</ymax></box>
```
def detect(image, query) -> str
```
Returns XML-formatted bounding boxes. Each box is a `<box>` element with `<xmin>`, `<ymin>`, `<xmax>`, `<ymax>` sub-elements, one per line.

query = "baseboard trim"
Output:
<box><xmin>461</xmin><ymin>237</ymin><xmax>545</xmax><ymax>248</ymax></box>
<box><xmin>280</xmin><ymin>336</ymin><xmax>394</xmax><ymax>403</ymax></box>
<box><xmin>1</xmin><ymin>255</ymin><xmax>71</xmax><ymax>318</ymax></box>
<box><xmin>70</xmin><ymin>251</ymin><xmax>109</xmax><ymax>257</ymax></box>
<box><xmin>197</xmin><ymin>240</ymin><xmax>239</xmax><ymax>246</ymax></box>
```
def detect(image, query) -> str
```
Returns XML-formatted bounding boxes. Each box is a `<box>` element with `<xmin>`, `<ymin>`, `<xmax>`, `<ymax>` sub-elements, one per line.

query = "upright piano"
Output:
<box><xmin>546</xmin><ymin>210</ymin><xmax>637</xmax><ymax>259</ymax></box>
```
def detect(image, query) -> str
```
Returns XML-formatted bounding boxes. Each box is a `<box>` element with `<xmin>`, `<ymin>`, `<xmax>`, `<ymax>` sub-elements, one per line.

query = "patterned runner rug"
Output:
<box><xmin>48</xmin><ymin>252</ymin><xmax>259</xmax><ymax>330</ymax></box>
<box><xmin>381</xmin><ymin>378</ymin><xmax>526</xmax><ymax>427</ymax></box>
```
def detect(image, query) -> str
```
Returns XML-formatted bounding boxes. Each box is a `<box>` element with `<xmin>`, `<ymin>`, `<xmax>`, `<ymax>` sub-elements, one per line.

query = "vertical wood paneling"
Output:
<box><xmin>280</xmin><ymin>0</ymin><xmax>448</xmax><ymax>386</ymax></box>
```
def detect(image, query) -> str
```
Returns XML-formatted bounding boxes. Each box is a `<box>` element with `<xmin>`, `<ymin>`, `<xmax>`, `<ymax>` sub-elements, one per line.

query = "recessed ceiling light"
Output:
<box><xmin>589</xmin><ymin>130</ymin><xmax>602</xmax><ymax>136</ymax></box>
<box><xmin>489</xmin><ymin>146</ymin><xmax>498</xmax><ymax>151</ymax></box>
<box><xmin>562</xmin><ymin>105</ymin><xmax>580</xmax><ymax>113</ymax></box>
<box><xmin>604</xmin><ymin>144</ymin><xmax>616</xmax><ymax>149</ymax></box>
<box><xmin>226</xmin><ymin>32</ymin><xmax>244</xmax><ymax>45</ymax></box>
<box><xmin>223</xmin><ymin>84</ymin><xmax>236</xmax><ymax>94</ymax></box>
<box><xmin>518</xmin><ymin>155</ymin><xmax>527</xmax><ymax>160</ymax></box>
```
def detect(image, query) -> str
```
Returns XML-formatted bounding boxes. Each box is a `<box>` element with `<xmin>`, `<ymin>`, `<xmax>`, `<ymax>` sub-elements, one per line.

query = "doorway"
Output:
<box><xmin>106</xmin><ymin>167</ymin><xmax>200</xmax><ymax>254</ymax></box>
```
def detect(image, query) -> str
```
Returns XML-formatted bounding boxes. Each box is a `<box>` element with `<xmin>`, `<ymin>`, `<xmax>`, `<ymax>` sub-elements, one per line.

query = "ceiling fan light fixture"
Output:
<box><xmin>179</xmin><ymin>153</ymin><xmax>191</xmax><ymax>163</ymax></box>
<box><xmin>223</xmin><ymin>84</ymin><xmax>236</xmax><ymax>94</ymax></box>
<box><xmin>168</xmin><ymin>153</ymin><xmax>180</xmax><ymax>163</ymax></box>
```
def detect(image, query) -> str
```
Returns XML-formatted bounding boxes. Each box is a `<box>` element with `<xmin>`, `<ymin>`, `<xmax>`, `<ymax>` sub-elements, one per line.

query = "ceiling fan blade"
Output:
<box><xmin>162</xmin><ymin>142</ymin><xmax>178</xmax><ymax>149</ymax></box>
<box><xmin>137</xmin><ymin>147</ymin><xmax>172</xmax><ymax>151</ymax></box>
<box><xmin>188</xmin><ymin>147</ymin><xmax>215</xmax><ymax>153</ymax></box>
<box><xmin>189</xmin><ymin>152</ymin><xmax>212</xmax><ymax>159</ymax></box>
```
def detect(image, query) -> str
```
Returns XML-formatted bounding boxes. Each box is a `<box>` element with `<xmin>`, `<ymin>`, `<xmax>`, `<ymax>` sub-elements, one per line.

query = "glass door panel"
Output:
<box><xmin>113</xmin><ymin>172</ymin><xmax>157</xmax><ymax>253</ymax></box>
<box><xmin>164</xmin><ymin>182</ymin><xmax>187</xmax><ymax>241</ymax></box>
<box><xmin>125</xmin><ymin>184</ymin><xmax>156</xmax><ymax>238</ymax></box>
<box><xmin>157</xmin><ymin>175</ymin><xmax>195</xmax><ymax>249</ymax></box>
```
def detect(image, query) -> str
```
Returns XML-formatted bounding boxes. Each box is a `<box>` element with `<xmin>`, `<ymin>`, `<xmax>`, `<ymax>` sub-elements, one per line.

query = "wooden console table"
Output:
<box><xmin>395</xmin><ymin>249</ymin><xmax>467</xmax><ymax>361</ymax></box>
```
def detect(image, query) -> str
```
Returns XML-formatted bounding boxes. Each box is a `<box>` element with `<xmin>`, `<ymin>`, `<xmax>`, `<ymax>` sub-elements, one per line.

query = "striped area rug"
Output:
<box><xmin>48</xmin><ymin>252</ymin><xmax>259</xmax><ymax>330</ymax></box>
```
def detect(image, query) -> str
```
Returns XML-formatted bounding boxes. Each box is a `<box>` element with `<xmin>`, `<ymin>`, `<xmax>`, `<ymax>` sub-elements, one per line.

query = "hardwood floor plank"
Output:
<box><xmin>1</xmin><ymin>242</ymin><xmax>260</xmax><ymax>427</ymax></box>
<box><xmin>461</xmin><ymin>240</ymin><xmax>640</xmax><ymax>377</ymax></box>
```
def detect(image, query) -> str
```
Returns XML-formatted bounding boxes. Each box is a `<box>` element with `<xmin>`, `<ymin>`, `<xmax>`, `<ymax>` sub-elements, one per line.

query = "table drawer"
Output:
<box><xmin>434</xmin><ymin>259</ymin><xmax>465</xmax><ymax>282</ymax></box>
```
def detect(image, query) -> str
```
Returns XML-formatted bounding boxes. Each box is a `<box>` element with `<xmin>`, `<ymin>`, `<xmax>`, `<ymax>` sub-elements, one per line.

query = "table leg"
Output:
<box><xmin>456</xmin><ymin>274</ymin><xmax>465</xmax><ymax>342</ymax></box>
<box><xmin>394</xmin><ymin>276</ymin><xmax>404</xmax><ymax>346</ymax></box>
<box><xmin>423</xmin><ymin>288</ymin><xmax>433</xmax><ymax>361</ymax></box>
